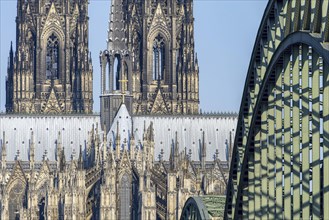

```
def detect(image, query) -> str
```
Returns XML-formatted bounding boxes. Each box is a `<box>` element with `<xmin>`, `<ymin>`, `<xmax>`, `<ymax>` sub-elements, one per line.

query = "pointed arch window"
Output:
<box><xmin>113</xmin><ymin>56</ymin><xmax>121</xmax><ymax>90</ymax></box>
<box><xmin>119</xmin><ymin>174</ymin><xmax>130</xmax><ymax>219</ymax></box>
<box><xmin>8</xmin><ymin>181</ymin><xmax>26</xmax><ymax>220</ymax></box>
<box><xmin>46</xmin><ymin>33</ymin><xmax>59</xmax><ymax>80</ymax></box>
<box><xmin>153</xmin><ymin>35</ymin><xmax>165</xmax><ymax>80</ymax></box>
<box><xmin>122</xmin><ymin>62</ymin><xmax>128</xmax><ymax>92</ymax></box>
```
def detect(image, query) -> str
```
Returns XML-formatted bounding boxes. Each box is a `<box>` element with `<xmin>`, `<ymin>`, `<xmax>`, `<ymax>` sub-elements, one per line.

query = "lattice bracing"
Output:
<box><xmin>225</xmin><ymin>0</ymin><xmax>329</xmax><ymax>219</ymax></box>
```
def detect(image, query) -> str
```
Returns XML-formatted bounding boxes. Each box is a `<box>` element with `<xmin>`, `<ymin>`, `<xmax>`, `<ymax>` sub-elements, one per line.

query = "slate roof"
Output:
<box><xmin>0</xmin><ymin>114</ymin><xmax>100</xmax><ymax>161</ymax></box>
<box><xmin>0</xmin><ymin>105</ymin><xmax>237</xmax><ymax>163</ymax></box>
<box><xmin>108</xmin><ymin>104</ymin><xmax>238</xmax><ymax>161</ymax></box>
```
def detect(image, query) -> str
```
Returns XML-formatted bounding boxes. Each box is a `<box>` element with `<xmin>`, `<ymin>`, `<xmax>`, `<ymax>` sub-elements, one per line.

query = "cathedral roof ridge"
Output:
<box><xmin>132</xmin><ymin>112</ymin><xmax>238</xmax><ymax>119</ymax></box>
<box><xmin>0</xmin><ymin>112</ymin><xmax>100</xmax><ymax>118</ymax></box>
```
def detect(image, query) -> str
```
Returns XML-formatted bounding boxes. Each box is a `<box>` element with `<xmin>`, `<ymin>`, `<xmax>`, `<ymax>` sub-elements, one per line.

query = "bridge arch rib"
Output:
<box><xmin>225</xmin><ymin>0</ymin><xmax>329</xmax><ymax>219</ymax></box>
<box><xmin>180</xmin><ymin>197</ymin><xmax>210</xmax><ymax>220</ymax></box>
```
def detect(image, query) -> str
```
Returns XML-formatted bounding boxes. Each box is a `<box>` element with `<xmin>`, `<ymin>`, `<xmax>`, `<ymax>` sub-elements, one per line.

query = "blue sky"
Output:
<box><xmin>0</xmin><ymin>0</ymin><xmax>268</xmax><ymax>113</ymax></box>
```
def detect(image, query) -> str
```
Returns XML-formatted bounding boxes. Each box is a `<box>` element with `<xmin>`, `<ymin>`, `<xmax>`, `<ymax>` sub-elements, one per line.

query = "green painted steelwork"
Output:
<box><xmin>225</xmin><ymin>0</ymin><xmax>329</xmax><ymax>219</ymax></box>
<box><xmin>181</xmin><ymin>196</ymin><xmax>226</xmax><ymax>220</ymax></box>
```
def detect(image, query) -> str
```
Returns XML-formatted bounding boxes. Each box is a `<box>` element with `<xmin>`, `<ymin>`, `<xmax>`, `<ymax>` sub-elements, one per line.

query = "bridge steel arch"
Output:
<box><xmin>180</xmin><ymin>197</ymin><xmax>211</xmax><ymax>220</ymax></box>
<box><xmin>225</xmin><ymin>0</ymin><xmax>329</xmax><ymax>219</ymax></box>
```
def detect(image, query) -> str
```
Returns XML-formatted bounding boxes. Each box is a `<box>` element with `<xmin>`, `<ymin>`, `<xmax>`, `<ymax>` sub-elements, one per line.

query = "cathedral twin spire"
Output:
<box><xmin>6</xmin><ymin>0</ymin><xmax>93</xmax><ymax>114</ymax></box>
<box><xmin>6</xmin><ymin>0</ymin><xmax>199</xmax><ymax>119</ymax></box>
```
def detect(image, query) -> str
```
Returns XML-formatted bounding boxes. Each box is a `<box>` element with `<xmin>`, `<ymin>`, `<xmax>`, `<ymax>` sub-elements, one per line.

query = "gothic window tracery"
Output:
<box><xmin>37</xmin><ymin>182</ymin><xmax>47</xmax><ymax>219</ymax></box>
<box><xmin>38</xmin><ymin>197</ymin><xmax>46</xmax><ymax>220</ymax></box>
<box><xmin>27</xmin><ymin>31</ymin><xmax>35</xmax><ymax>71</ymax></box>
<box><xmin>133</xmin><ymin>32</ymin><xmax>141</xmax><ymax>70</ymax></box>
<box><xmin>123</xmin><ymin>62</ymin><xmax>128</xmax><ymax>92</ymax></box>
<box><xmin>119</xmin><ymin>174</ymin><xmax>130</xmax><ymax>219</ymax></box>
<box><xmin>46</xmin><ymin>33</ymin><xmax>59</xmax><ymax>80</ymax></box>
<box><xmin>113</xmin><ymin>56</ymin><xmax>121</xmax><ymax>90</ymax></box>
<box><xmin>8</xmin><ymin>181</ymin><xmax>26</xmax><ymax>220</ymax></box>
<box><xmin>153</xmin><ymin>35</ymin><xmax>165</xmax><ymax>80</ymax></box>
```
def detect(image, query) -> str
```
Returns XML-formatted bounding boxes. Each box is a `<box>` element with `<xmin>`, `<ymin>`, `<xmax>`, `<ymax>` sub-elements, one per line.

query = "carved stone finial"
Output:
<box><xmin>43</xmin><ymin>150</ymin><xmax>48</xmax><ymax>161</ymax></box>
<box><xmin>188</xmin><ymin>149</ymin><xmax>192</xmax><ymax>160</ymax></box>
<box><xmin>71</xmin><ymin>149</ymin><xmax>76</xmax><ymax>160</ymax></box>
<box><xmin>16</xmin><ymin>150</ymin><xmax>20</xmax><ymax>160</ymax></box>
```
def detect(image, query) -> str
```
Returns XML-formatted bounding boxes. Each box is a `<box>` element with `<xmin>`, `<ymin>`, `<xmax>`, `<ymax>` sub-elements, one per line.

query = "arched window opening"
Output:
<box><xmin>37</xmin><ymin>183</ymin><xmax>47</xmax><ymax>220</ymax></box>
<box><xmin>119</xmin><ymin>174</ymin><xmax>130</xmax><ymax>219</ymax></box>
<box><xmin>105</xmin><ymin>61</ymin><xmax>110</xmax><ymax>92</ymax></box>
<box><xmin>176</xmin><ymin>49</ymin><xmax>180</xmax><ymax>68</ymax></box>
<box><xmin>153</xmin><ymin>35</ymin><xmax>165</xmax><ymax>81</ymax></box>
<box><xmin>132</xmin><ymin>33</ymin><xmax>140</xmax><ymax>69</ymax></box>
<box><xmin>123</xmin><ymin>62</ymin><xmax>128</xmax><ymax>92</ymax></box>
<box><xmin>46</xmin><ymin>33</ymin><xmax>59</xmax><ymax>80</ymax></box>
<box><xmin>8</xmin><ymin>182</ymin><xmax>26</xmax><ymax>220</ymax></box>
<box><xmin>113</xmin><ymin>56</ymin><xmax>121</xmax><ymax>90</ymax></box>
<box><xmin>27</xmin><ymin>31</ymin><xmax>37</xmax><ymax>91</ymax></box>
<box><xmin>38</xmin><ymin>197</ymin><xmax>45</xmax><ymax>220</ymax></box>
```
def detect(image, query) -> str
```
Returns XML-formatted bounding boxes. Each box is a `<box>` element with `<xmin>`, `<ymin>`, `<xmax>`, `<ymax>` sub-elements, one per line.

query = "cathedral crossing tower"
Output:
<box><xmin>6</xmin><ymin>0</ymin><xmax>93</xmax><ymax>114</ymax></box>
<box><xmin>100</xmin><ymin>0</ymin><xmax>200</xmax><ymax>129</ymax></box>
